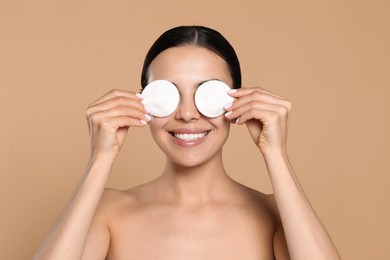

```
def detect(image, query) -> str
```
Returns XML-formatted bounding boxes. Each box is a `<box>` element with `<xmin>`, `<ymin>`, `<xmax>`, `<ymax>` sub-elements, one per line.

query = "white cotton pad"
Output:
<box><xmin>195</xmin><ymin>80</ymin><xmax>234</xmax><ymax>118</ymax></box>
<box><xmin>142</xmin><ymin>80</ymin><xmax>179</xmax><ymax>117</ymax></box>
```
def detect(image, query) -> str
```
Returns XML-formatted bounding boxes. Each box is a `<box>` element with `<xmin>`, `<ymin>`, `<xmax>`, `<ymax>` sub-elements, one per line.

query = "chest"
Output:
<box><xmin>107</xmin><ymin>206</ymin><xmax>276</xmax><ymax>260</ymax></box>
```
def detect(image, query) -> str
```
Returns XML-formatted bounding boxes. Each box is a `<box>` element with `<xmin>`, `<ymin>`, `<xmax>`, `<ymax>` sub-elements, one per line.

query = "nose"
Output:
<box><xmin>175</xmin><ymin>93</ymin><xmax>200</xmax><ymax>122</ymax></box>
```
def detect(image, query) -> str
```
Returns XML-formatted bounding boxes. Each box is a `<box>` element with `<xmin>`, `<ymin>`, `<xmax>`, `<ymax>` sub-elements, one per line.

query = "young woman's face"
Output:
<box><xmin>147</xmin><ymin>45</ymin><xmax>233</xmax><ymax>167</ymax></box>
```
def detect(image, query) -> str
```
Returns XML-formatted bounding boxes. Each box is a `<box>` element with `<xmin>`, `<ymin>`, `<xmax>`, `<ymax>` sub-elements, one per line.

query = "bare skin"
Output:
<box><xmin>85</xmin><ymin>179</ymin><xmax>281</xmax><ymax>259</ymax></box>
<box><xmin>34</xmin><ymin>45</ymin><xmax>340</xmax><ymax>259</ymax></box>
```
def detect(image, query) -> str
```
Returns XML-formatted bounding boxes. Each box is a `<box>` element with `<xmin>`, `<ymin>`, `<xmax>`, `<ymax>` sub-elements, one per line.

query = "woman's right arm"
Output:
<box><xmin>33</xmin><ymin>89</ymin><xmax>150</xmax><ymax>260</ymax></box>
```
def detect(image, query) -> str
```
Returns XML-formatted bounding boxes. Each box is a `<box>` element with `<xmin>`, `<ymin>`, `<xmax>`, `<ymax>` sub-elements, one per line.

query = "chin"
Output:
<box><xmin>166</xmin><ymin>150</ymin><xmax>221</xmax><ymax>168</ymax></box>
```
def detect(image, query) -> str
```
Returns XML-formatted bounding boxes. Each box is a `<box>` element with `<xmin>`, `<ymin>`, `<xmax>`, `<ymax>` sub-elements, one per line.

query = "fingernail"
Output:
<box><xmin>228</xmin><ymin>89</ymin><xmax>237</xmax><ymax>94</ymax></box>
<box><xmin>144</xmin><ymin>114</ymin><xmax>152</xmax><ymax>121</ymax></box>
<box><xmin>140</xmin><ymin>120</ymin><xmax>147</xmax><ymax>125</ymax></box>
<box><xmin>235</xmin><ymin>118</ymin><xmax>240</xmax><ymax>124</ymax></box>
<box><xmin>224</xmin><ymin>102</ymin><xmax>233</xmax><ymax>109</ymax></box>
<box><xmin>136</xmin><ymin>93</ymin><xmax>144</xmax><ymax>99</ymax></box>
<box><xmin>225</xmin><ymin>111</ymin><xmax>233</xmax><ymax>117</ymax></box>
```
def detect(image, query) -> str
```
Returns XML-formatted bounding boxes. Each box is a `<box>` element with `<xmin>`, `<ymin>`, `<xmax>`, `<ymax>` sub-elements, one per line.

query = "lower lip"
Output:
<box><xmin>169</xmin><ymin>133</ymin><xmax>209</xmax><ymax>147</ymax></box>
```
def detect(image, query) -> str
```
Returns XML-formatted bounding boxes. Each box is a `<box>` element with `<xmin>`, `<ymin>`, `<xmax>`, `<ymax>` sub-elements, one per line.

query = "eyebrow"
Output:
<box><xmin>197</xmin><ymin>79</ymin><xmax>220</xmax><ymax>87</ymax></box>
<box><xmin>171</xmin><ymin>79</ymin><xmax>221</xmax><ymax>88</ymax></box>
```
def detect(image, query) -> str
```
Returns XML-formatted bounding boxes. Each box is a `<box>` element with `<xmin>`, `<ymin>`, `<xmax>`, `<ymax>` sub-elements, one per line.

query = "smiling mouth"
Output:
<box><xmin>169</xmin><ymin>131</ymin><xmax>211</xmax><ymax>141</ymax></box>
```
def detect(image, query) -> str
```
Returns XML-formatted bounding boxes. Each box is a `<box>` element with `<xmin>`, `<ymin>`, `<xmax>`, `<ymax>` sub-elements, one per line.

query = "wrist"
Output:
<box><xmin>84</xmin><ymin>154</ymin><xmax>116</xmax><ymax>181</ymax></box>
<box><xmin>88</xmin><ymin>152</ymin><xmax>117</xmax><ymax>166</ymax></box>
<box><xmin>261</xmin><ymin>147</ymin><xmax>292</xmax><ymax>170</ymax></box>
<box><xmin>260</xmin><ymin>146</ymin><xmax>288</xmax><ymax>159</ymax></box>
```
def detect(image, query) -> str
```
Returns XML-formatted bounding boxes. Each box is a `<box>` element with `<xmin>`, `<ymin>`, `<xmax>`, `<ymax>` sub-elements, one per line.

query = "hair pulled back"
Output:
<box><xmin>141</xmin><ymin>25</ymin><xmax>241</xmax><ymax>89</ymax></box>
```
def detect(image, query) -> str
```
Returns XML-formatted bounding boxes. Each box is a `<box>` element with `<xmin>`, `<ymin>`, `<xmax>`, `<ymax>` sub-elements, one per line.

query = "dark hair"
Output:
<box><xmin>141</xmin><ymin>25</ymin><xmax>241</xmax><ymax>89</ymax></box>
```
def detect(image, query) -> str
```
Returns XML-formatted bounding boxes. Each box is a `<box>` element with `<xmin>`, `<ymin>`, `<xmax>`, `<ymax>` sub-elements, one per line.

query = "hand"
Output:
<box><xmin>224</xmin><ymin>87</ymin><xmax>292</xmax><ymax>155</ymax></box>
<box><xmin>85</xmin><ymin>89</ymin><xmax>151</xmax><ymax>159</ymax></box>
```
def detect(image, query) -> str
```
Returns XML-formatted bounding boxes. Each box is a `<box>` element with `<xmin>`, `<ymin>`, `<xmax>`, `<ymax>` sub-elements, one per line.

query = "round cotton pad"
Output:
<box><xmin>195</xmin><ymin>80</ymin><xmax>234</xmax><ymax>118</ymax></box>
<box><xmin>142</xmin><ymin>80</ymin><xmax>179</xmax><ymax>117</ymax></box>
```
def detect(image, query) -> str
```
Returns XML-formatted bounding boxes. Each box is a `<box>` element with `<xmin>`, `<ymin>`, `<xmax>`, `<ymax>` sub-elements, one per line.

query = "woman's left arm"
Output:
<box><xmin>225</xmin><ymin>87</ymin><xmax>341</xmax><ymax>260</ymax></box>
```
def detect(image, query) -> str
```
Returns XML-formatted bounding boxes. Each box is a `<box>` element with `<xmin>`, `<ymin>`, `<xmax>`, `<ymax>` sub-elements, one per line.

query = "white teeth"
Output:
<box><xmin>174</xmin><ymin>132</ymin><xmax>208</xmax><ymax>141</ymax></box>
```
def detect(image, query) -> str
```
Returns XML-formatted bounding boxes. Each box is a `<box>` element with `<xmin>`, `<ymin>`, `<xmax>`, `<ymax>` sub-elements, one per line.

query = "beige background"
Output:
<box><xmin>1</xmin><ymin>0</ymin><xmax>389</xmax><ymax>259</ymax></box>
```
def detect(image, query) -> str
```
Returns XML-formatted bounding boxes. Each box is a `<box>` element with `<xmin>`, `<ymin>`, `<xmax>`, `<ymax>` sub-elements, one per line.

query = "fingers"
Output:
<box><xmin>92</xmin><ymin>116</ymin><xmax>148</xmax><ymax>131</ymax></box>
<box><xmin>88</xmin><ymin>89</ymin><xmax>142</xmax><ymax>107</ymax></box>
<box><xmin>225</xmin><ymin>87</ymin><xmax>292</xmax><ymax>124</ymax></box>
<box><xmin>226</xmin><ymin>103</ymin><xmax>287</xmax><ymax>125</ymax></box>
<box><xmin>87</xmin><ymin>95</ymin><xmax>147</xmax><ymax>119</ymax></box>
<box><xmin>228</xmin><ymin>87</ymin><xmax>291</xmax><ymax>108</ymax></box>
<box><xmin>86</xmin><ymin>89</ymin><xmax>150</xmax><ymax>127</ymax></box>
<box><xmin>88</xmin><ymin>106</ymin><xmax>151</xmax><ymax>129</ymax></box>
<box><xmin>86</xmin><ymin>89</ymin><xmax>150</xmax><ymax>158</ymax></box>
<box><xmin>229</xmin><ymin>86</ymin><xmax>285</xmax><ymax>99</ymax></box>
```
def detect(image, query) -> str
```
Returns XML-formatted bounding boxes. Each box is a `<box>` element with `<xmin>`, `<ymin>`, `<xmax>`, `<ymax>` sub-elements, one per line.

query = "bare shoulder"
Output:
<box><xmin>93</xmin><ymin>187</ymin><xmax>138</xmax><ymax>222</ymax></box>
<box><xmin>245</xmin><ymin>190</ymin><xmax>289</xmax><ymax>258</ymax></box>
<box><xmin>234</xmin><ymin>183</ymin><xmax>281</xmax><ymax>224</ymax></box>
<box><xmin>96</xmin><ymin>181</ymin><xmax>158</xmax><ymax>217</ymax></box>
<box><xmin>98</xmin><ymin>185</ymin><xmax>145</xmax><ymax>210</ymax></box>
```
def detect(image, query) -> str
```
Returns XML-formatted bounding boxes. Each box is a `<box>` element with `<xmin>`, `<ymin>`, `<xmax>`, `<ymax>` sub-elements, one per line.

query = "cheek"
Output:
<box><xmin>210</xmin><ymin>117</ymin><xmax>231</xmax><ymax>133</ymax></box>
<box><xmin>149</xmin><ymin>118</ymin><xmax>168</xmax><ymax>135</ymax></box>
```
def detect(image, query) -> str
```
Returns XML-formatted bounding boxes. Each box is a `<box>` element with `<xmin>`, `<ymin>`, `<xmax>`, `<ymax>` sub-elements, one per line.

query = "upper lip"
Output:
<box><xmin>167</xmin><ymin>128</ymin><xmax>211</xmax><ymax>134</ymax></box>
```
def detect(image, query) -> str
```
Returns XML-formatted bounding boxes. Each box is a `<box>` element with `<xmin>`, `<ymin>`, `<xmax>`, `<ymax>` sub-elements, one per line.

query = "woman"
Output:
<box><xmin>34</xmin><ymin>26</ymin><xmax>340</xmax><ymax>259</ymax></box>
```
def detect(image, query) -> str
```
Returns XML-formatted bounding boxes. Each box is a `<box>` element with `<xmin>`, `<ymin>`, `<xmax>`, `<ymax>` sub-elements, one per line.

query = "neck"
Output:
<box><xmin>157</xmin><ymin>150</ymin><xmax>235</xmax><ymax>205</ymax></box>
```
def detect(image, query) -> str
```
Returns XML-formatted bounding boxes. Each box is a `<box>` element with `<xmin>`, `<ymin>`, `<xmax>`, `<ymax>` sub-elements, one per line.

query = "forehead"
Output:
<box><xmin>147</xmin><ymin>45</ymin><xmax>232</xmax><ymax>87</ymax></box>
